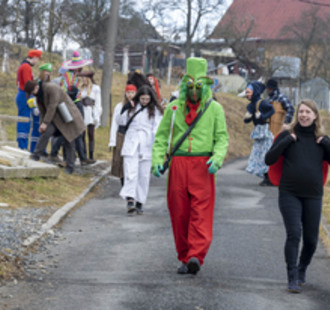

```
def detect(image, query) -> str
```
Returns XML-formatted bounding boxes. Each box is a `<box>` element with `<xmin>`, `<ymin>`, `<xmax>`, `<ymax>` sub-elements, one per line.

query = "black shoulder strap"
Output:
<box><xmin>124</xmin><ymin>107</ymin><xmax>144</xmax><ymax>132</ymax></box>
<box><xmin>160</xmin><ymin>98</ymin><xmax>212</xmax><ymax>174</ymax></box>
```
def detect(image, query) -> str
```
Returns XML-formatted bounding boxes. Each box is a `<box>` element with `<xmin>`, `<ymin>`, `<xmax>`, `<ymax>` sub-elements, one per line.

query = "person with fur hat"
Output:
<box><xmin>152</xmin><ymin>57</ymin><xmax>229</xmax><ymax>275</ymax></box>
<box><xmin>266</xmin><ymin>78</ymin><xmax>295</xmax><ymax>136</ymax></box>
<box><xmin>244</xmin><ymin>81</ymin><xmax>275</xmax><ymax>185</ymax></box>
<box><xmin>15</xmin><ymin>49</ymin><xmax>42</xmax><ymax>150</ymax></box>
<box><xmin>78</xmin><ymin>71</ymin><xmax>102</xmax><ymax>162</ymax></box>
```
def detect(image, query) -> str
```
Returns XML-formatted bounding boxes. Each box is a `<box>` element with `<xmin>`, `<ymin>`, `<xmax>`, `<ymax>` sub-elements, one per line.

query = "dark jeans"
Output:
<box><xmin>51</xmin><ymin>135</ymin><xmax>64</xmax><ymax>157</ymax></box>
<box><xmin>278</xmin><ymin>190</ymin><xmax>322</xmax><ymax>270</ymax></box>
<box><xmin>83</xmin><ymin>124</ymin><xmax>95</xmax><ymax>158</ymax></box>
<box><xmin>75</xmin><ymin>134</ymin><xmax>87</xmax><ymax>161</ymax></box>
<box><xmin>33</xmin><ymin>122</ymin><xmax>76</xmax><ymax>171</ymax></box>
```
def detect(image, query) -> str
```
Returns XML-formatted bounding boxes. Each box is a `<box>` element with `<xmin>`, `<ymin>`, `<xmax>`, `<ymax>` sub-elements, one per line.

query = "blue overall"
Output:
<box><xmin>30</xmin><ymin>112</ymin><xmax>40</xmax><ymax>153</ymax></box>
<box><xmin>15</xmin><ymin>89</ymin><xmax>31</xmax><ymax>150</ymax></box>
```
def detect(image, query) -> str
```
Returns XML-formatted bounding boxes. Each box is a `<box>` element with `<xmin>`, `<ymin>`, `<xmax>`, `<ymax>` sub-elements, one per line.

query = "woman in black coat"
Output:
<box><xmin>265</xmin><ymin>99</ymin><xmax>330</xmax><ymax>293</ymax></box>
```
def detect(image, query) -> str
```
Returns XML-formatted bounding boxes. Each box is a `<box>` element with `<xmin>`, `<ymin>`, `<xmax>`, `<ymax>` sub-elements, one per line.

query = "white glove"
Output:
<box><xmin>255</xmin><ymin>111</ymin><xmax>261</xmax><ymax>119</ymax></box>
<box><xmin>244</xmin><ymin>111</ymin><xmax>252</xmax><ymax>119</ymax></box>
<box><xmin>33</xmin><ymin>107</ymin><xmax>40</xmax><ymax>116</ymax></box>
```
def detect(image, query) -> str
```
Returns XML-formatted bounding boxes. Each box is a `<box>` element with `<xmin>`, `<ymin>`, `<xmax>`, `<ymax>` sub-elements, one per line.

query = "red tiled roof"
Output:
<box><xmin>211</xmin><ymin>0</ymin><xmax>330</xmax><ymax>40</ymax></box>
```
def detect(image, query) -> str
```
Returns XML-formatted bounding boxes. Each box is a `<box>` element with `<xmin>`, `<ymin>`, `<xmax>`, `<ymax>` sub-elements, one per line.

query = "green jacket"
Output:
<box><xmin>152</xmin><ymin>98</ymin><xmax>229</xmax><ymax>170</ymax></box>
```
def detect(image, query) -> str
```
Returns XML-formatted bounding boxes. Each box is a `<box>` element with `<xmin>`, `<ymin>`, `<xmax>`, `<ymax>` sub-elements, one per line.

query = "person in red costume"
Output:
<box><xmin>16</xmin><ymin>49</ymin><xmax>42</xmax><ymax>150</ymax></box>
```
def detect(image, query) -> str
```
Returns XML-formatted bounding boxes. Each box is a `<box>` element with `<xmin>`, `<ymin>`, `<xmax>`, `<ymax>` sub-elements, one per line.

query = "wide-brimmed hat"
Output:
<box><xmin>62</xmin><ymin>51</ymin><xmax>93</xmax><ymax>70</ymax></box>
<box><xmin>77</xmin><ymin>71</ymin><xmax>95</xmax><ymax>78</ymax></box>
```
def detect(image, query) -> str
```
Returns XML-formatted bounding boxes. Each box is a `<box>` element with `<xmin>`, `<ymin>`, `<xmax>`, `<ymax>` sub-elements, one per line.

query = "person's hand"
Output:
<box><xmin>206</xmin><ymin>159</ymin><xmax>219</xmax><ymax>174</ymax></box>
<box><xmin>290</xmin><ymin>133</ymin><xmax>297</xmax><ymax>141</ymax></box>
<box><xmin>244</xmin><ymin>111</ymin><xmax>252</xmax><ymax>119</ymax></box>
<box><xmin>255</xmin><ymin>111</ymin><xmax>261</xmax><ymax>119</ymax></box>
<box><xmin>152</xmin><ymin>164</ymin><xmax>163</xmax><ymax>177</ymax></box>
<box><xmin>317</xmin><ymin>136</ymin><xmax>324</xmax><ymax>144</ymax></box>
<box><xmin>39</xmin><ymin>122</ymin><xmax>47</xmax><ymax>133</ymax></box>
<box><xmin>282</xmin><ymin>123</ymin><xmax>290</xmax><ymax>131</ymax></box>
<box><xmin>109</xmin><ymin>146</ymin><xmax>113</xmax><ymax>152</ymax></box>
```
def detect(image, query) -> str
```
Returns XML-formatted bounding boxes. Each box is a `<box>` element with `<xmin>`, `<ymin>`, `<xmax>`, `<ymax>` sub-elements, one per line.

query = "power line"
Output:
<box><xmin>297</xmin><ymin>0</ymin><xmax>330</xmax><ymax>7</ymax></box>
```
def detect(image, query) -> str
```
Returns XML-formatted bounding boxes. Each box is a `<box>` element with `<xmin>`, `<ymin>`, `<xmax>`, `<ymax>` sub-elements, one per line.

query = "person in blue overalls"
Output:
<box><xmin>16</xmin><ymin>49</ymin><xmax>42</xmax><ymax>150</ymax></box>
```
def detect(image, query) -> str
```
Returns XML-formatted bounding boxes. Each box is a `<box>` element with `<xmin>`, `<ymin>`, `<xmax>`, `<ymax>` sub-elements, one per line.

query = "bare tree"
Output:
<box><xmin>144</xmin><ymin>0</ymin><xmax>223</xmax><ymax>59</ymax></box>
<box><xmin>281</xmin><ymin>8</ymin><xmax>330</xmax><ymax>81</ymax></box>
<box><xmin>100</xmin><ymin>0</ymin><xmax>121</xmax><ymax>127</ymax></box>
<box><xmin>211</xmin><ymin>9</ymin><xmax>265</xmax><ymax>78</ymax></box>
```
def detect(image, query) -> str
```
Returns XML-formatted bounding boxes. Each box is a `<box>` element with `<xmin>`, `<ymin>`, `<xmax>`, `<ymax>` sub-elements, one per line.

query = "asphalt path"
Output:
<box><xmin>1</xmin><ymin>158</ymin><xmax>330</xmax><ymax>310</ymax></box>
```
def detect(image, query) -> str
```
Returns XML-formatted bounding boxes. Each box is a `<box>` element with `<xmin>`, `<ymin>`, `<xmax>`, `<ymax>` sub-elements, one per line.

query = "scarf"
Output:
<box><xmin>185</xmin><ymin>100</ymin><xmax>200</xmax><ymax>125</ymax></box>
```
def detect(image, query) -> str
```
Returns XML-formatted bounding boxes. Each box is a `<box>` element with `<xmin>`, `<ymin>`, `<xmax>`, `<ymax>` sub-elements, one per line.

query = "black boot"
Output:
<box><xmin>126</xmin><ymin>197</ymin><xmax>135</xmax><ymax>214</ymax></box>
<box><xmin>89</xmin><ymin>151</ymin><xmax>94</xmax><ymax>160</ymax></box>
<box><xmin>298</xmin><ymin>264</ymin><xmax>307</xmax><ymax>286</ymax></box>
<box><xmin>287</xmin><ymin>267</ymin><xmax>301</xmax><ymax>293</ymax></box>
<box><xmin>259</xmin><ymin>173</ymin><xmax>274</xmax><ymax>186</ymax></box>
<box><xmin>136</xmin><ymin>202</ymin><xmax>143</xmax><ymax>215</ymax></box>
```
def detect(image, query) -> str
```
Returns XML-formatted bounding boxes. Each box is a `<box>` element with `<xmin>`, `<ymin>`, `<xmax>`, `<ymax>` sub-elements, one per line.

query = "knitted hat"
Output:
<box><xmin>27</xmin><ymin>50</ymin><xmax>42</xmax><ymax>59</ymax></box>
<box><xmin>266</xmin><ymin>79</ymin><xmax>278</xmax><ymax>90</ymax></box>
<box><xmin>62</xmin><ymin>51</ymin><xmax>93</xmax><ymax>70</ymax></box>
<box><xmin>39</xmin><ymin>63</ymin><xmax>52</xmax><ymax>72</ymax></box>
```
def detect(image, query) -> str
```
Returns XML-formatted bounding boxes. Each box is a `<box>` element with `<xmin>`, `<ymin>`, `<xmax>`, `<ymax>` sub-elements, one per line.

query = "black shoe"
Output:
<box><xmin>298</xmin><ymin>265</ymin><xmax>307</xmax><ymax>286</ymax></box>
<box><xmin>127</xmin><ymin>200</ymin><xmax>136</xmax><ymax>214</ymax></box>
<box><xmin>287</xmin><ymin>268</ymin><xmax>301</xmax><ymax>293</ymax></box>
<box><xmin>187</xmin><ymin>257</ymin><xmax>200</xmax><ymax>275</ymax></box>
<box><xmin>177</xmin><ymin>263</ymin><xmax>188</xmax><ymax>274</ymax></box>
<box><xmin>136</xmin><ymin>202</ymin><xmax>143</xmax><ymax>215</ymax></box>
<box><xmin>30</xmin><ymin>154</ymin><xmax>40</xmax><ymax>161</ymax></box>
<box><xmin>64</xmin><ymin>168</ymin><xmax>74</xmax><ymax>175</ymax></box>
<box><xmin>259</xmin><ymin>178</ymin><xmax>274</xmax><ymax>186</ymax></box>
<box><xmin>81</xmin><ymin>158</ymin><xmax>96</xmax><ymax>166</ymax></box>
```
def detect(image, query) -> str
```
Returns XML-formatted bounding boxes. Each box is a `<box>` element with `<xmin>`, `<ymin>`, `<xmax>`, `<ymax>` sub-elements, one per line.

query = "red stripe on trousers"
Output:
<box><xmin>167</xmin><ymin>156</ymin><xmax>215</xmax><ymax>265</ymax></box>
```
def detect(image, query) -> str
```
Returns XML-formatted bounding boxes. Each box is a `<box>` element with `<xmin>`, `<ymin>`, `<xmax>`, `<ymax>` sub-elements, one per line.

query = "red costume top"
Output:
<box><xmin>17</xmin><ymin>61</ymin><xmax>33</xmax><ymax>91</ymax></box>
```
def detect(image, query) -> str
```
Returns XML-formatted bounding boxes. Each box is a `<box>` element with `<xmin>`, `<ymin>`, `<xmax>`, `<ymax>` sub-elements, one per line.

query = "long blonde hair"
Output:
<box><xmin>81</xmin><ymin>77</ymin><xmax>93</xmax><ymax>96</ymax></box>
<box><xmin>289</xmin><ymin>99</ymin><xmax>324</xmax><ymax>138</ymax></box>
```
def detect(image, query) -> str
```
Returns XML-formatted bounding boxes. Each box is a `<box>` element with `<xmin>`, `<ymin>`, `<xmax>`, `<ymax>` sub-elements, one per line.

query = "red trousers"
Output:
<box><xmin>167</xmin><ymin>156</ymin><xmax>215</xmax><ymax>265</ymax></box>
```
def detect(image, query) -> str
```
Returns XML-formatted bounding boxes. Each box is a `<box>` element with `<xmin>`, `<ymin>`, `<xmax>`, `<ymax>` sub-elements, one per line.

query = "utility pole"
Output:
<box><xmin>100</xmin><ymin>0</ymin><xmax>121</xmax><ymax>127</ymax></box>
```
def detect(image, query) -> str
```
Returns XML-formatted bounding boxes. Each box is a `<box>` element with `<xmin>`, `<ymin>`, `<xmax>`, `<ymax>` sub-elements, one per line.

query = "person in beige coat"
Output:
<box><xmin>24</xmin><ymin>80</ymin><xmax>85</xmax><ymax>174</ymax></box>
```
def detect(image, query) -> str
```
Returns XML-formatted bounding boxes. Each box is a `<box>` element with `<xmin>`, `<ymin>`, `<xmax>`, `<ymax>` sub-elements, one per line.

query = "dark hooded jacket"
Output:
<box><xmin>244</xmin><ymin>81</ymin><xmax>274</xmax><ymax>126</ymax></box>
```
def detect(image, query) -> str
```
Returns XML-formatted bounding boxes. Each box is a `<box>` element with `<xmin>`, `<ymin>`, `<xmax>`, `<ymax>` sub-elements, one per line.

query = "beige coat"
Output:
<box><xmin>38</xmin><ymin>82</ymin><xmax>85</xmax><ymax>142</ymax></box>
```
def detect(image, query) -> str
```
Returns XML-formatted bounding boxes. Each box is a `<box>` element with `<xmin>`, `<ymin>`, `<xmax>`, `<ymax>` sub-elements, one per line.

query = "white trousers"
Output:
<box><xmin>119</xmin><ymin>150</ymin><xmax>152</xmax><ymax>204</ymax></box>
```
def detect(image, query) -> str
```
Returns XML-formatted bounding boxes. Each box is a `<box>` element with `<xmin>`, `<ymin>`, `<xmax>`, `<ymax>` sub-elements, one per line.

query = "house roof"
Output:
<box><xmin>211</xmin><ymin>0</ymin><xmax>330</xmax><ymax>41</ymax></box>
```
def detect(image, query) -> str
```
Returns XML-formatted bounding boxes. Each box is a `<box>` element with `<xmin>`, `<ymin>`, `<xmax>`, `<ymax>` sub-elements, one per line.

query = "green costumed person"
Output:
<box><xmin>152</xmin><ymin>57</ymin><xmax>229</xmax><ymax>275</ymax></box>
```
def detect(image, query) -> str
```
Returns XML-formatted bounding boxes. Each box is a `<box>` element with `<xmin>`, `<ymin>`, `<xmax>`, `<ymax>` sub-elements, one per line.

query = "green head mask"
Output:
<box><xmin>182</xmin><ymin>57</ymin><xmax>213</xmax><ymax>104</ymax></box>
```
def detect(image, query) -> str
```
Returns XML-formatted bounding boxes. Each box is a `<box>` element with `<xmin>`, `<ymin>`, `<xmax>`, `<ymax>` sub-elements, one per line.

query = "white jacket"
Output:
<box><xmin>116</xmin><ymin>103</ymin><xmax>162</xmax><ymax>160</ymax></box>
<box><xmin>109</xmin><ymin>102</ymin><xmax>123</xmax><ymax>147</ymax></box>
<box><xmin>81</xmin><ymin>84</ymin><xmax>102</xmax><ymax>128</ymax></box>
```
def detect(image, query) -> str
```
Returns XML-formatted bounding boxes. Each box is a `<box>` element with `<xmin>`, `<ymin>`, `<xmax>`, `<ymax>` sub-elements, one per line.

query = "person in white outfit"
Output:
<box><xmin>78</xmin><ymin>71</ymin><xmax>102</xmax><ymax>161</ymax></box>
<box><xmin>116</xmin><ymin>85</ymin><xmax>163</xmax><ymax>215</ymax></box>
<box><xmin>109</xmin><ymin>84</ymin><xmax>137</xmax><ymax>185</ymax></box>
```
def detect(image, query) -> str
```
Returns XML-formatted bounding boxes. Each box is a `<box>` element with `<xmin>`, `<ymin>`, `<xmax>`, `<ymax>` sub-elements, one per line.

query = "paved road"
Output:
<box><xmin>1</xmin><ymin>159</ymin><xmax>330</xmax><ymax>310</ymax></box>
